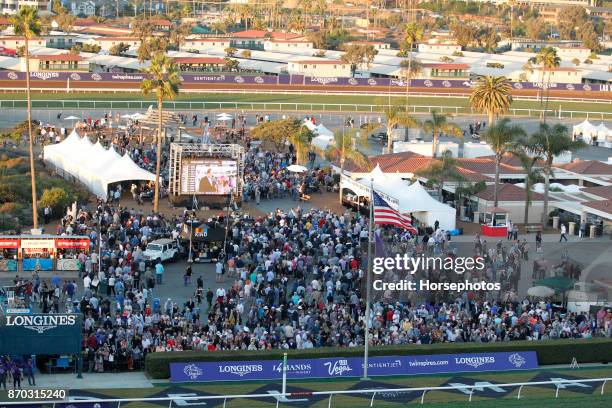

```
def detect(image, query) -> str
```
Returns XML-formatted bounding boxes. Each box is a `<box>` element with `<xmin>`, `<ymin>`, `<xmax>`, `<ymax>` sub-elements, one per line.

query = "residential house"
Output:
<box><xmin>71</xmin><ymin>0</ymin><xmax>96</xmax><ymax>17</ymax></box>
<box><xmin>180</xmin><ymin>38</ymin><xmax>231</xmax><ymax>53</ymax></box>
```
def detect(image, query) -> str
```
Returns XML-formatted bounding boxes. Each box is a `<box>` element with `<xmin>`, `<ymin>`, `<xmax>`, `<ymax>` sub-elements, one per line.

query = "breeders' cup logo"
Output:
<box><xmin>324</xmin><ymin>359</ymin><xmax>353</xmax><ymax>376</ymax></box>
<box><xmin>311</xmin><ymin>77</ymin><xmax>338</xmax><ymax>85</ymax></box>
<box><xmin>454</xmin><ymin>356</ymin><xmax>495</xmax><ymax>369</ymax></box>
<box><xmin>566</xmin><ymin>84</ymin><xmax>575</xmax><ymax>91</ymax></box>
<box><xmin>5</xmin><ymin>314</ymin><xmax>77</xmax><ymax>334</ymax></box>
<box><xmin>183</xmin><ymin>364</ymin><xmax>203</xmax><ymax>380</ymax></box>
<box><xmin>442</xmin><ymin>80</ymin><xmax>451</xmax><ymax>88</ymax></box>
<box><xmin>513</xmin><ymin>82</ymin><xmax>523</xmax><ymax>89</ymax></box>
<box><xmin>508</xmin><ymin>353</ymin><xmax>526</xmax><ymax>368</ymax></box>
<box><xmin>7</xmin><ymin>72</ymin><xmax>18</xmax><ymax>80</ymax></box>
<box><xmin>218</xmin><ymin>364</ymin><xmax>263</xmax><ymax>377</ymax></box>
<box><xmin>348</xmin><ymin>78</ymin><xmax>358</xmax><ymax>85</ymax></box>
<box><xmin>70</xmin><ymin>73</ymin><xmax>81</xmax><ymax>81</ymax></box>
<box><xmin>91</xmin><ymin>73</ymin><xmax>102</xmax><ymax>81</ymax></box>
<box><xmin>367</xmin><ymin>78</ymin><xmax>377</xmax><ymax>86</ymax></box>
<box><xmin>234</xmin><ymin>76</ymin><xmax>244</xmax><ymax>83</ymax></box>
<box><xmin>254</xmin><ymin>76</ymin><xmax>264</xmax><ymax>84</ymax></box>
<box><xmin>424</xmin><ymin>80</ymin><xmax>433</xmax><ymax>87</ymax></box>
<box><xmin>583</xmin><ymin>84</ymin><xmax>591</xmax><ymax>91</ymax></box>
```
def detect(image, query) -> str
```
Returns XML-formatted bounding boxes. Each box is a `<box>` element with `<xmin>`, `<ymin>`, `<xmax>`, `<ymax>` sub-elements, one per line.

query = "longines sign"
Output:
<box><xmin>0</xmin><ymin>313</ymin><xmax>81</xmax><ymax>354</ymax></box>
<box><xmin>5</xmin><ymin>314</ymin><xmax>77</xmax><ymax>334</ymax></box>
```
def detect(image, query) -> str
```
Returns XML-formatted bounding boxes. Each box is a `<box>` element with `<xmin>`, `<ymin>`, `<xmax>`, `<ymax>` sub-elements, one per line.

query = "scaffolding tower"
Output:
<box><xmin>168</xmin><ymin>143</ymin><xmax>245</xmax><ymax>201</ymax></box>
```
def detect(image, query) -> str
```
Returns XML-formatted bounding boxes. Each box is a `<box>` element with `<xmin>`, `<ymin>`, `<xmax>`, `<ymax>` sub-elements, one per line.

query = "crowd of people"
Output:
<box><xmin>3</xmin><ymin>111</ymin><xmax>610</xmax><ymax>379</ymax></box>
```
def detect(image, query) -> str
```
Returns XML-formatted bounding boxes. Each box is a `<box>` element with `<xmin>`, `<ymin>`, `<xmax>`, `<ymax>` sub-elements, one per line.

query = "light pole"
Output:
<box><xmin>362</xmin><ymin>177</ymin><xmax>374</xmax><ymax>380</ymax></box>
<box><xmin>188</xmin><ymin>207</ymin><xmax>194</xmax><ymax>263</ymax></box>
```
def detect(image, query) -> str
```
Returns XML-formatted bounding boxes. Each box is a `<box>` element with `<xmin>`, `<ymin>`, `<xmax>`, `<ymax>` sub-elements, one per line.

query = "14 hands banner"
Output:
<box><xmin>170</xmin><ymin>351</ymin><xmax>538</xmax><ymax>382</ymax></box>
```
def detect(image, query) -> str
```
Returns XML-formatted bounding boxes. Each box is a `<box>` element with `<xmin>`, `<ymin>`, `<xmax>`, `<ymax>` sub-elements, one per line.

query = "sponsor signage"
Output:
<box><xmin>0</xmin><ymin>72</ymin><xmax>606</xmax><ymax>92</ymax></box>
<box><xmin>55</xmin><ymin>238</ymin><xmax>90</xmax><ymax>249</ymax></box>
<box><xmin>170</xmin><ymin>352</ymin><xmax>538</xmax><ymax>382</ymax></box>
<box><xmin>0</xmin><ymin>313</ymin><xmax>82</xmax><ymax>354</ymax></box>
<box><xmin>20</xmin><ymin>239</ymin><xmax>54</xmax><ymax>249</ymax></box>
<box><xmin>0</xmin><ymin>238</ymin><xmax>19</xmax><ymax>248</ymax></box>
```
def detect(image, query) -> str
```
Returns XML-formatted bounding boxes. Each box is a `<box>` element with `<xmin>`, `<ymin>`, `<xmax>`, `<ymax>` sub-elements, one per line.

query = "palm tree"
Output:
<box><xmin>531</xmin><ymin>123</ymin><xmax>586</xmax><ymax>225</ymax></box>
<box><xmin>11</xmin><ymin>6</ymin><xmax>41</xmax><ymax>229</ymax></box>
<box><xmin>422</xmin><ymin>111</ymin><xmax>462</xmax><ymax>158</ymax></box>
<box><xmin>511</xmin><ymin>138</ymin><xmax>544</xmax><ymax>225</ymax></box>
<box><xmin>403</xmin><ymin>22</ymin><xmax>424</xmax><ymax>104</ymax></box>
<box><xmin>531</xmin><ymin>47</ymin><xmax>560</xmax><ymax>121</ymax></box>
<box><xmin>481</xmin><ymin>118</ymin><xmax>526</xmax><ymax>207</ymax></box>
<box><xmin>141</xmin><ymin>52</ymin><xmax>182</xmax><ymax>213</ymax></box>
<box><xmin>382</xmin><ymin>103</ymin><xmax>418</xmax><ymax>154</ymax></box>
<box><xmin>416</xmin><ymin>150</ymin><xmax>465</xmax><ymax>201</ymax></box>
<box><xmin>325</xmin><ymin>129</ymin><xmax>372</xmax><ymax>201</ymax></box>
<box><xmin>469</xmin><ymin>75</ymin><xmax>513</xmax><ymax>126</ymax></box>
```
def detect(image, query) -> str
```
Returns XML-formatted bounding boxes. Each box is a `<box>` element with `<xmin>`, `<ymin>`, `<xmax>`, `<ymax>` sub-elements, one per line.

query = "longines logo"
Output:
<box><xmin>5</xmin><ymin>314</ymin><xmax>77</xmax><ymax>334</ymax></box>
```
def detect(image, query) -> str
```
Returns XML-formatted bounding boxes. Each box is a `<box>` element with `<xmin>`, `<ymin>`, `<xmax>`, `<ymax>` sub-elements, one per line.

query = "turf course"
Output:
<box><xmin>0</xmin><ymin>92</ymin><xmax>610</xmax><ymax>117</ymax></box>
<box><xmin>1</xmin><ymin>366</ymin><xmax>610</xmax><ymax>407</ymax></box>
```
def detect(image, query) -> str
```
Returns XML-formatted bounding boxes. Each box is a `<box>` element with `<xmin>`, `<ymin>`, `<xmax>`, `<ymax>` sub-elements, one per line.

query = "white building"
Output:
<box><xmin>264</xmin><ymin>39</ymin><xmax>313</xmax><ymax>52</ymax></box>
<box><xmin>0</xmin><ymin>1</ymin><xmax>48</xmax><ymax>15</ymax></box>
<box><xmin>288</xmin><ymin>59</ymin><xmax>351</xmax><ymax>77</ymax></box>
<box><xmin>71</xmin><ymin>1</ymin><xmax>96</xmax><ymax>17</ymax></box>
<box><xmin>0</xmin><ymin>36</ymin><xmax>45</xmax><ymax>49</ymax></box>
<box><xmin>345</xmin><ymin>40</ymin><xmax>391</xmax><ymax>50</ymax></box>
<box><xmin>529</xmin><ymin>67</ymin><xmax>583</xmax><ymax>84</ymax></box>
<box><xmin>93</xmin><ymin>37</ymin><xmax>141</xmax><ymax>52</ymax></box>
<box><xmin>417</xmin><ymin>43</ymin><xmax>462</xmax><ymax>54</ymax></box>
<box><xmin>181</xmin><ymin>38</ymin><xmax>231</xmax><ymax>53</ymax></box>
<box><xmin>555</xmin><ymin>46</ymin><xmax>592</xmax><ymax>61</ymax></box>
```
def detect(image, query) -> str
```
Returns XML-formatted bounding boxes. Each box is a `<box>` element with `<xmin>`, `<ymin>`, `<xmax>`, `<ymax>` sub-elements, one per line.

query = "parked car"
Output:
<box><xmin>142</xmin><ymin>238</ymin><xmax>182</xmax><ymax>263</ymax></box>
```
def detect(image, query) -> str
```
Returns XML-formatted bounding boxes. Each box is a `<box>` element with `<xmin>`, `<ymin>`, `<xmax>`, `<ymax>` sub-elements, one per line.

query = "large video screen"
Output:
<box><xmin>180</xmin><ymin>159</ymin><xmax>238</xmax><ymax>195</ymax></box>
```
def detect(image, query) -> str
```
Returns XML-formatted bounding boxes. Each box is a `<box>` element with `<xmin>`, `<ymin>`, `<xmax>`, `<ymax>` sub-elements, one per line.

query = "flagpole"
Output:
<box><xmin>363</xmin><ymin>177</ymin><xmax>374</xmax><ymax>379</ymax></box>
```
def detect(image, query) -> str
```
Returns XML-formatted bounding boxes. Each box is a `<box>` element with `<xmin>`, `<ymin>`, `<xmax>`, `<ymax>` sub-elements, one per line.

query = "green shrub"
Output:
<box><xmin>39</xmin><ymin>187</ymin><xmax>74</xmax><ymax>215</ymax></box>
<box><xmin>145</xmin><ymin>338</ymin><xmax>612</xmax><ymax>379</ymax></box>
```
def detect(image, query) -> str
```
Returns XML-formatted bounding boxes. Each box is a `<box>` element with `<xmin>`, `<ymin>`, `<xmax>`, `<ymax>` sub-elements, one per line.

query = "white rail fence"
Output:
<box><xmin>1</xmin><ymin>100</ymin><xmax>610</xmax><ymax>120</ymax></box>
<box><xmin>1</xmin><ymin>378</ymin><xmax>610</xmax><ymax>408</ymax></box>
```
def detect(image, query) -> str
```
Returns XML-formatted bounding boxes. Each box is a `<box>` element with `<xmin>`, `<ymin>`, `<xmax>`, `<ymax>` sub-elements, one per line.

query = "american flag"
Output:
<box><xmin>373</xmin><ymin>191</ymin><xmax>417</xmax><ymax>234</ymax></box>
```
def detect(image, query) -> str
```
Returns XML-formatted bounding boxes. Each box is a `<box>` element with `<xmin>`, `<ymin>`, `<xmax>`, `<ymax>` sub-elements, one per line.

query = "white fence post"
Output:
<box><xmin>370</xmin><ymin>392</ymin><xmax>376</xmax><ymax>407</ymax></box>
<box><xmin>517</xmin><ymin>385</ymin><xmax>524</xmax><ymax>399</ymax></box>
<box><xmin>468</xmin><ymin>387</ymin><xmax>474</xmax><ymax>402</ymax></box>
<box><xmin>602</xmin><ymin>380</ymin><xmax>607</xmax><ymax>396</ymax></box>
<box><xmin>327</xmin><ymin>394</ymin><xmax>333</xmax><ymax>408</ymax></box>
<box><xmin>421</xmin><ymin>390</ymin><xmax>427</xmax><ymax>405</ymax></box>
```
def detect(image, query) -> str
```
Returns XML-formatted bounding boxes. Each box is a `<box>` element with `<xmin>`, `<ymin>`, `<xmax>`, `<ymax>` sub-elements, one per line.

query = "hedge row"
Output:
<box><xmin>145</xmin><ymin>338</ymin><xmax>612</xmax><ymax>379</ymax></box>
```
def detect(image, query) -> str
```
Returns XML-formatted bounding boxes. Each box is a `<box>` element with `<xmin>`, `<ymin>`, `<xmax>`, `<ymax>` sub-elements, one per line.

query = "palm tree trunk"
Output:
<box><xmin>25</xmin><ymin>37</ymin><xmax>38</xmax><ymax>230</ymax></box>
<box><xmin>386</xmin><ymin>127</ymin><xmax>393</xmax><ymax>154</ymax></box>
<box><xmin>543</xmin><ymin>71</ymin><xmax>552</xmax><ymax>123</ymax></box>
<box><xmin>405</xmin><ymin>42</ymin><xmax>412</xmax><ymax>106</ymax></box>
<box><xmin>524</xmin><ymin>185</ymin><xmax>530</xmax><ymax>225</ymax></box>
<box><xmin>493</xmin><ymin>155</ymin><xmax>500</xmax><ymax>207</ymax></box>
<box><xmin>542</xmin><ymin>162</ymin><xmax>551</xmax><ymax>226</ymax></box>
<box><xmin>154</xmin><ymin>97</ymin><xmax>163</xmax><ymax>213</ymax></box>
<box><xmin>432</xmin><ymin>130</ymin><xmax>438</xmax><ymax>158</ymax></box>
<box><xmin>488</xmin><ymin>111</ymin><xmax>494</xmax><ymax>127</ymax></box>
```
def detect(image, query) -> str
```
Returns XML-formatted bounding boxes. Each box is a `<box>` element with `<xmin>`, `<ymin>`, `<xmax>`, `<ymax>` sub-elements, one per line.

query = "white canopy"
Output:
<box><xmin>340</xmin><ymin>165</ymin><xmax>456</xmax><ymax>230</ymax></box>
<box><xmin>43</xmin><ymin>130</ymin><xmax>156</xmax><ymax>199</ymax></box>
<box><xmin>573</xmin><ymin>119</ymin><xmax>598</xmax><ymax>143</ymax></box>
<box><xmin>596</xmin><ymin>123</ymin><xmax>610</xmax><ymax>139</ymax></box>
<box><xmin>311</xmin><ymin>134</ymin><xmax>334</xmax><ymax>150</ymax></box>
<box><xmin>315</xmin><ymin>124</ymin><xmax>334</xmax><ymax>138</ymax></box>
<box><xmin>303</xmin><ymin>119</ymin><xmax>317</xmax><ymax>131</ymax></box>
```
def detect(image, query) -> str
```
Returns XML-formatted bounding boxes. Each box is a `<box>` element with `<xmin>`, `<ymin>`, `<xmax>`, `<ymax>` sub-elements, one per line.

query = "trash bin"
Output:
<box><xmin>569</xmin><ymin>222</ymin><xmax>576</xmax><ymax>235</ymax></box>
<box><xmin>153</xmin><ymin>298</ymin><xmax>161</xmax><ymax>313</ymax></box>
<box><xmin>590</xmin><ymin>225</ymin><xmax>596</xmax><ymax>238</ymax></box>
<box><xmin>552</xmin><ymin>216</ymin><xmax>559</xmax><ymax>229</ymax></box>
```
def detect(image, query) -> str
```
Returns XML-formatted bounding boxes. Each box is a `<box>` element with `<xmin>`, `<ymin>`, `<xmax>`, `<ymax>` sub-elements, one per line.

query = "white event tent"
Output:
<box><xmin>340</xmin><ymin>165</ymin><xmax>456</xmax><ymax>230</ymax></box>
<box><xmin>44</xmin><ymin>129</ymin><xmax>156</xmax><ymax>199</ymax></box>
<box><xmin>573</xmin><ymin>120</ymin><xmax>598</xmax><ymax>143</ymax></box>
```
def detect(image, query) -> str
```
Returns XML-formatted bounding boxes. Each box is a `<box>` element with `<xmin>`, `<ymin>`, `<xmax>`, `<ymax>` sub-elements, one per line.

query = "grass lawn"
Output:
<box><xmin>0</xmin><ymin>92</ymin><xmax>610</xmax><ymax>116</ymax></box>
<box><xmin>2</xmin><ymin>367</ymin><xmax>609</xmax><ymax>407</ymax></box>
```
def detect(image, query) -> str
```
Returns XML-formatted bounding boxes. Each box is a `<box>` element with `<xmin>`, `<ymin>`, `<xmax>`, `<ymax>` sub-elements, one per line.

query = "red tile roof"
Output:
<box><xmin>232</xmin><ymin>30</ymin><xmax>301</xmax><ymax>39</ymax></box>
<box><xmin>582</xmin><ymin>199</ymin><xmax>612</xmax><ymax>215</ymax></box>
<box><xmin>293</xmin><ymin>59</ymin><xmax>344</xmax><ymax>65</ymax></box>
<box><xmin>423</xmin><ymin>63</ymin><xmax>470</xmax><ymax>70</ymax></box>
<box><xmin>581</xmin><ymin>186</ymin><xmax>612</xmax><ymax>200</ymax></box>
<box><xmin>173</xmin><ymin>57</ymin><xmax>225</xmax><ymax>64</ymax></box>
<box><xmin>455</xmin><ymin>167</ymin><xmax>492</xmax><ymax>182</ymax></box>
<box><xmin>0</xmin><ymin>17</ymin><xmax>10</xmax><ymax>25</ymax></box>
<box><xmin>455</xmin><ymin>157</ymin><xmax>524</xmax><ymax>175</ymax></box>
<box><xmin>476</xmin><ymin>183</ymin><xmax>545</xmax><ymax>202</ymax></box>
<box><xmin>96</xmin><ymin>37</ymin><xmax>140</xmax><ymax>42</ymax></box>
<box><xmin>341</xmin><ymin>151</ymin><xmax>430</xmax><ymax>173</ymax></box>
<box><xmin>34</xmin><ymin>54</ymin><xmax>83</xmax><ymax>62</ymax></box>
<box><xmin>555</xmin><ymin>160</ymin><xmax>612</xmax><ymax>175</ymax></box>
<box><xmin>186</xmin><ymin>38</ymin><xmax>230</xmax><ymax>43</ymax></box>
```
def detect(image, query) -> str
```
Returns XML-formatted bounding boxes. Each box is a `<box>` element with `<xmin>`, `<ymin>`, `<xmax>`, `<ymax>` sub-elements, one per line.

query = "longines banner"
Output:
<box><xmin>170</xmin><ymin>351</ymin><xmax>538</xmax><ymax>382</ymax></box>
<box><xmin>0</xmin><ymin>314</ymin><xmax>82</xmax><ymax>354</ymax></box>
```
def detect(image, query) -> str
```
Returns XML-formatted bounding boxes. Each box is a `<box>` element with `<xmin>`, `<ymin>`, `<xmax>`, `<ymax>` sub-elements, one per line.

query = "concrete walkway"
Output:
<box><xmin>28</xmin><ymin>371</ymin><xmax>154</xmax><ymax>390</ymax></box>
